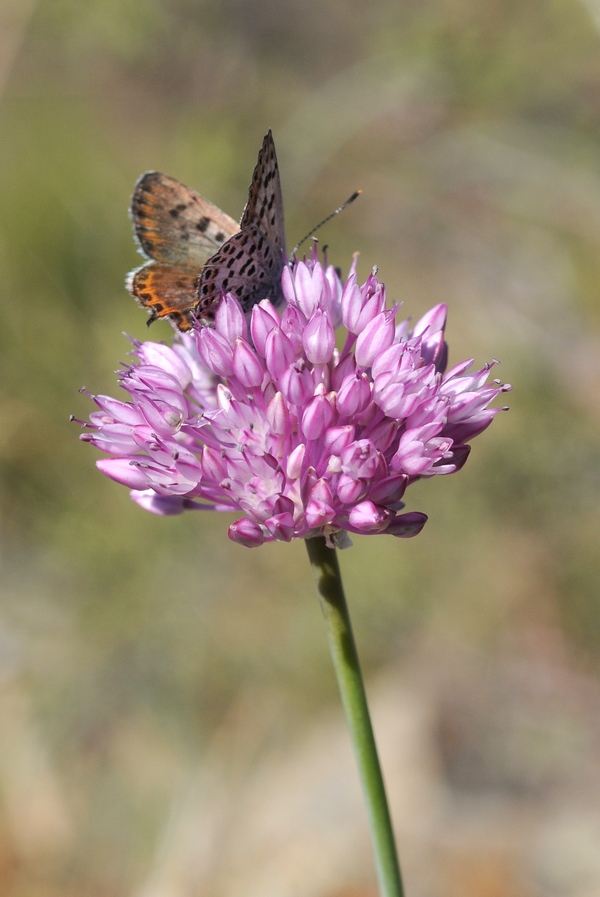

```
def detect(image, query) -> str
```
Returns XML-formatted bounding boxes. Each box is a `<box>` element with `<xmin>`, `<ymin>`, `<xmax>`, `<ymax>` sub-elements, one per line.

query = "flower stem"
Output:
<box><xmin>305</xmin><ymin>536</ymin><xmax>405</xmax><ymax>897</ymax></box>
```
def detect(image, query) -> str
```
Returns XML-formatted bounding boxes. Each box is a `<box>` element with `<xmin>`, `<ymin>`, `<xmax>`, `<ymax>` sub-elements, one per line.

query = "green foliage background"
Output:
<box><xmin>1</xmin><ymin>0</ymin><xmax>600</xmax><ymax>894</ymax></box>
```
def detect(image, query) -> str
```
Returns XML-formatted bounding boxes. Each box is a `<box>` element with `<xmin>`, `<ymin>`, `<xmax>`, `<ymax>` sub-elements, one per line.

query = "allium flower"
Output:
<box><xmin>78</xmin><ymin>250</ymin><xmax>510</xmax><ymax>547</ymax></box>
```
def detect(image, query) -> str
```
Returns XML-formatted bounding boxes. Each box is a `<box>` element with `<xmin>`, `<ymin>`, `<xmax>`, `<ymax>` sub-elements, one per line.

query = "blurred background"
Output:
<box><xmin>1</xmin><ymin>0</ymin><xmax>600</xmax><ymax>894</ymax></box>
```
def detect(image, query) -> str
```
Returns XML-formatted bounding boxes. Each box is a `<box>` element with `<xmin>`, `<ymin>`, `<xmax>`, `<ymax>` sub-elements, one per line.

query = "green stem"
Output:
<box><xmin>305</xmin><ymin>536</ymin><xmax>405</xmax><ymax>897</ymax></box>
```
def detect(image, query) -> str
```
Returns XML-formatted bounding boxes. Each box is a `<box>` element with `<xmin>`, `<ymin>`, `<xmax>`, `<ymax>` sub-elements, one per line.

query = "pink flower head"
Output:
<box><xmin>78</xmin><ymin>248</ymin><xmax>510</xmax><ymax>547</ymax></box>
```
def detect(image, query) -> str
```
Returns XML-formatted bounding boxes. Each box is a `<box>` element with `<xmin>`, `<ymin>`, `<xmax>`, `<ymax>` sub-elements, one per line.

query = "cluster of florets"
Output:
<box><xmin>79</xmin><ymin>251</ymin><xmax>509</xmax><ymax>547</ymax></box>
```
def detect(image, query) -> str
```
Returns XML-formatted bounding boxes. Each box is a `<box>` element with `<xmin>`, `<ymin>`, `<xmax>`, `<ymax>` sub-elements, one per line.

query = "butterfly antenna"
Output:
<box><xmin>291</xmin><ymin>190</ymin><xmax>361</xmax><ymax>256</ymax></box>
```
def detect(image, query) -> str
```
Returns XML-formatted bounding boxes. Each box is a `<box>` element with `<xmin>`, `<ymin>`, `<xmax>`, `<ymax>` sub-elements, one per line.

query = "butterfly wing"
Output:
<box><xmin>126</xmin><ymin>264</ymin><xmax>200</xmax><ymax>331</ymax></box>
<box><xmin>196</xmin><ymin>132</ymin><xmax>286</xmax><ymax>321</ymax></box>
<box><xmin>131</xmin><ymin>171</ymin><xmax>239</xmax><ymax>266</ymax></box>
<box><xmin>127</xmin><ymin>133</ymin><xmax>286</xmax><ymax>330</ymax></box>
<box><xmin>196</xmin><ymin>223</ymin><xmax>284</xmax><ymax>324</ymax></box>
<box><xmin>239</xmin><ymin>130</ymin><xmax>286</xmax><ymax>255</ymax></box>
<box><xmin>127</xmin><ymin>172</ymin><xmax>239</xmax><ymax>329</ymax></box>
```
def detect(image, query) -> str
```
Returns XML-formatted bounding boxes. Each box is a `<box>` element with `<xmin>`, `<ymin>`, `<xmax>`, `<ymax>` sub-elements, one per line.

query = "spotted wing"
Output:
<box><xmin>126</xmin><ymin>264</ymin><xmax>200</xmax><ymax>331</ymax></box>
<box><xmin>196</xmin><ymin>223</ymin><xmax>284</xmax><ymax>323</ymax></box>
<box><xmin>239</xmin><ymin>131</ymin><xmax>286</xmax><ymax>256</ymax></box>
<box><xmin>128</xmin><ymin>172</ymin><xmax>239</xmax><ymax>331</ymax></box>
<box><xmin>130</xmin><ymin>171</ymin><xmax>239</xmax><ymax>266</ymax></box>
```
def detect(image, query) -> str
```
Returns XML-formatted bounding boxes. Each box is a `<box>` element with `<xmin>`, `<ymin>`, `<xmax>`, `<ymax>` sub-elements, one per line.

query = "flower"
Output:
<box><xmin>77</xmin><ymin>249</ymin><xmax>510</xmax><ymax>547</ymax></box>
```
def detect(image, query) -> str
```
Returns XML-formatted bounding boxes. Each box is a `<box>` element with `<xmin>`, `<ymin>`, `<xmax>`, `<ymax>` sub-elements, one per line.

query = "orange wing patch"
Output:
<box><xmin>127</xmin><ymin>264</ymin><xmax>200</xmax><ymax>332</ymax></box>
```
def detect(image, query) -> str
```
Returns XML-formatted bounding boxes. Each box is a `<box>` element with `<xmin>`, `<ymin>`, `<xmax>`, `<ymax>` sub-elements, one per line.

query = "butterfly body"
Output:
<box><xmin>128</xmin><ymin>132</ymin><xmax>286</xmax><ymax>331</ymax></box>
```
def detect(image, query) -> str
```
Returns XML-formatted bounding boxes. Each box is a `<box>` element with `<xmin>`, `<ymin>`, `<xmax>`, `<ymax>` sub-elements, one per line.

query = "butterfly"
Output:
<box><xmin>127</xmin><ymin>131</ymin><xmax>286</xmax><ymax>331</ymax></box>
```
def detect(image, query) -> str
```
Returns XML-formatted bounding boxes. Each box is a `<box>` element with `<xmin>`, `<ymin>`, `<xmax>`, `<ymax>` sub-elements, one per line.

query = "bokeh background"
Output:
<box><xmin>2</xmin><ymin>0</ymin><xmax>600</xmax><ymax>895</ymax></box>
